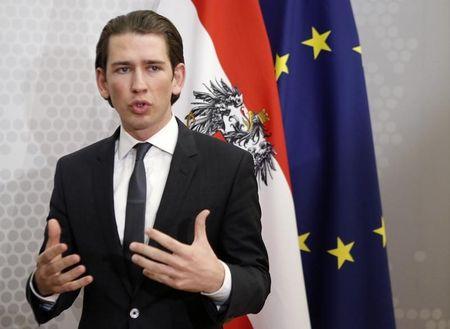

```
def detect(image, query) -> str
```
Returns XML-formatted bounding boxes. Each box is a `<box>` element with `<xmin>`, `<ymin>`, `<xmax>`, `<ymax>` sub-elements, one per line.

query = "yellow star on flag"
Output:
<box><xmin>327</xmin><ymin>237</ymin><xmax>355</xmax><ymax>269</ymax></box>
<box><xmin>373</xmin><ymin>217</ymin><xmax>387</xmax><ymax>248</ymax></box>
<box><xmin>353</xmin><ymin>45</ymin><xmax>362</xmax><ymax>54</ymax></box>
<box><xmin>275</xmin><ymin>53</ymin><xmax>290</xmax><ymax>80</ymax></box>
<box><xmin>302</xmin><ymin>27</ymin><xmax>332</xmax><ymax>60</ymax></box>
<box><xmin>298</xmin><ymin>232</ymin><xmax>311</xmax><ymax>252</ymax></box>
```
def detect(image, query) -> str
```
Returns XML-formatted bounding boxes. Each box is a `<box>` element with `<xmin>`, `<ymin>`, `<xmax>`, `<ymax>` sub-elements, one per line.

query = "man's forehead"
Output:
<box><xmin>106</xmin><ymin>32</ymin><xmax>169</xmax><ymax>63</ymax></box>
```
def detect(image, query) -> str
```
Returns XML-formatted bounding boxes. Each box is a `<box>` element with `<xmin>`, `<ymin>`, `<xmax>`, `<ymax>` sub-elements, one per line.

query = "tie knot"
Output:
<box><xmin>134</xmin><ymin>143</ymin><xmax>152</xmax><ymax>161</ymax></box>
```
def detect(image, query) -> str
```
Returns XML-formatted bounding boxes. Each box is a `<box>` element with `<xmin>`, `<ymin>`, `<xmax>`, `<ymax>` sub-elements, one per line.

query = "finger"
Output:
<box><xmin>45</xmin><ymin>219</ymin><xmax>61</xmax><ymax>249</ymax></box>
<box><xmin>194</xmin><ymin>209</ymin><xmax>210</xmax><ymax>243</ymax></box>
<box><xmin>37</xmin><ymin>243</ymin><xmax>68</xmax><ymax>265</ymax></box>
<box><xmin>131</xmin><ymin>254</ymin><xmax>179</xmax><ymax>279</ymax></box>
<box><xmin>146</xmin><ymin>229</ymin><xmax>187</xmax><ymax>255</ymax></box>
<box><xmin>59</xmin><ymin>275</ymin><xmax>94</xmax><ymax>293</ymax></box>
<box><xmin>55</xmin><ymin>265</ymin><xmax>87</xmax><ymax>285</ymax></box>
<box><xmin>45</xmin><ymin>254</ymin><xmax>81</xmax><ymax>276</ymax></box>
<box><xmin>130</xmin><ymin>242</ymin><xmax>175</xmax><ymax>265</ymax></box>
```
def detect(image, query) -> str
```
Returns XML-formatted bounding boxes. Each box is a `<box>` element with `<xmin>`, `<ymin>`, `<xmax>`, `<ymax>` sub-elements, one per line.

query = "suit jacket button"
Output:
<box><xmin>130</xmin><ymin>308</ymin><xmax>140</xmax><ymax>319</ymax></box>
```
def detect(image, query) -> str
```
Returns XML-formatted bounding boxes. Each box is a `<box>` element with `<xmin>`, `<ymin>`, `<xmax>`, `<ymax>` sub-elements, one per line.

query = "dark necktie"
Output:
<box><xmin>123</xmin><ymin>142</ymin><xmax>152</xmax><ymax>286</ymax></box>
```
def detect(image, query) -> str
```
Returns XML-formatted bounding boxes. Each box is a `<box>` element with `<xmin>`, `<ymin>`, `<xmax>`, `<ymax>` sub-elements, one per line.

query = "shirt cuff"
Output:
<box><xmin>201</xmin><ymin>261</ymin><xmax>231</xmax><ymax>307</ymax></box>
<box><xmin>29</xmin><ymin>270</ymin><xmax>59</xmax><ymax>310</ymax></box>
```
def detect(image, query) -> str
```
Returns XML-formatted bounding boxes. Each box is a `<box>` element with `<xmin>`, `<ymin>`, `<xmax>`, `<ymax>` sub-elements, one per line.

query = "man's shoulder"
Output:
<box><xmin>58</xmin><ymin>131</ymin><xmax>116</xmax><ymax>165</ymax></box>
<box><xmin>189</xmin><ymin>129</ymin><xmax>251</xmax><ymax>162</ymax></box>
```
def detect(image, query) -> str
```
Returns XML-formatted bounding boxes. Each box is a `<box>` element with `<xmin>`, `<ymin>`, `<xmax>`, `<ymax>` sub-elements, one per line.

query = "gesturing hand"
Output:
<box><xmin>34</xmin><ymin>219</ymin><xmax>93</xmax><ymax>296</ymax></box>
<box><xmin>130</xmin><ymin>209</ymin><xmax>225</xmax><ymax>293</ymax></box>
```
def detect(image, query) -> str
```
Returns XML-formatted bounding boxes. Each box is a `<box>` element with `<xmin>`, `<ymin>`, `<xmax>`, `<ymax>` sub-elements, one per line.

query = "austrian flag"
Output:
<box><xmin>156</xmin><ymin>1</ymin><xmax>311</xmax><ymax>328</ymax></box>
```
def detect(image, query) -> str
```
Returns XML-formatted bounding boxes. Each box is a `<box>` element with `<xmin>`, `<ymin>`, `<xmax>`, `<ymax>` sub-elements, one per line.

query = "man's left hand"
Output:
<box><xmin>129</xmin><ymin>209</ymin><xmax>225</xmax><ymax>293</ymax></box>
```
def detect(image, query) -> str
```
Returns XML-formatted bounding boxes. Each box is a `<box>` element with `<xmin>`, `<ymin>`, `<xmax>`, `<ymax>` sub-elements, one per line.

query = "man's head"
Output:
<box><xmin>96</xmin><ymin>10</ymin><xmax>184</xmax><ymax>105</ymax></box>
<box><xmin>95</xmin><ymin>10</ymin><xmax>185</xmax><ymax>140</ymax></box>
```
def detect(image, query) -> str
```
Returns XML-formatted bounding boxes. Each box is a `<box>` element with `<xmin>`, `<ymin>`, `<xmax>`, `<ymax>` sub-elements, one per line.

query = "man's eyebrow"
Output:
<box><xmin>142</xmin><ymin>60</ymin><xmax>166</xmax><ymax>65</ymax></box>
<box><xmin>110</xmin><ymin>61</ymin><xmax>132</xmax><ymax>67</ymax></box>
<box><xmin>110</xmin><ymin>60</ymin><xmax>166</xmax><ymax>66</ymax></box>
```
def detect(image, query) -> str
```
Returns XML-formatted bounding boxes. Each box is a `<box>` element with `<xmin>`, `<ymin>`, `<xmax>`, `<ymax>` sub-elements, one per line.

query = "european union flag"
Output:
<box><xmin>260</xmin><ymin>1</ymin><xmax>396</xmax><ymax>328</ymax></box>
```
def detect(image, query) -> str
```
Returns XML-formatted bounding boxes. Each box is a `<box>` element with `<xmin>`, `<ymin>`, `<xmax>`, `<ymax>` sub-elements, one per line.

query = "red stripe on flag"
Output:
<box><xmin>192</xmin><ymin>0</ymin><xmax>291</xmax><ymax>185</ymax></box>
<box><xmin>224</xmin><ymin>316</ymin><xmax>254</xmax><ymax>329</ymax></box>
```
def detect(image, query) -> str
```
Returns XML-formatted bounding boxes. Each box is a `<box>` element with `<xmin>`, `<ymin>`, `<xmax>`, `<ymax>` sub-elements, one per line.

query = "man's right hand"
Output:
<box><xmin>34</xmin><ymin>219</ymin><xmax>94</xmax><ymax>296</ymax></box>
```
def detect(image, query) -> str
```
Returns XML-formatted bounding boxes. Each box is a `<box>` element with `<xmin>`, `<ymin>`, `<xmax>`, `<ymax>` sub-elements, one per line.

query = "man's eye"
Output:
<box><xmin>149</xmin><ymin>65</ymin><xmax>160</xmax><ymax>71</ymax></box>
<box><xmin>117</xmin><ymin>67</ymin><xmax>129</xmax><ymax>73</ymax></box>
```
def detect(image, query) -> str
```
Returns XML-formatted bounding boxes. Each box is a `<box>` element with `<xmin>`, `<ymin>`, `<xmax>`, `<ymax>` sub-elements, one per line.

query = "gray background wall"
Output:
<box><xmin>0</xmin><ymin>1</ymin><xmax>449</xmax><ymax>328</ymax></box>
<box><xmin>352</xmin><ymin>0</ymin><xmax>450</xmax><ymax>328</ymax></box>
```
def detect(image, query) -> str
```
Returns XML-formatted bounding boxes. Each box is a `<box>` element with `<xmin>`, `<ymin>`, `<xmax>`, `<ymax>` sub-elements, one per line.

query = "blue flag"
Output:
<box><xmin>259</xmin><ymin>1</ymin><xmax>396</xmax><ymax>328</ymax></box>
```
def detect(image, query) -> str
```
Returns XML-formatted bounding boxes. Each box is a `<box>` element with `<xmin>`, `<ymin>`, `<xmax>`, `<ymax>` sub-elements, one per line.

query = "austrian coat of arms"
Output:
<box><xmin>186</xmin><ymin>79</ymin><xmax>276</xmax><ymax>185</ymax></box>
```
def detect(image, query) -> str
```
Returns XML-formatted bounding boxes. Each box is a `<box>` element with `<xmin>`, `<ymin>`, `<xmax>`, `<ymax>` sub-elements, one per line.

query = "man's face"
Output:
<box><xmin>96</xmin><ymin>32</ymin><xmax>185</xmax><ymax>140</ymax></box>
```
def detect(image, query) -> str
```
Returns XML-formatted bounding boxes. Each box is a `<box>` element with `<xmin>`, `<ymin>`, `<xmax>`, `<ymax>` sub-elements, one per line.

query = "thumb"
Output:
<box><xmin>193</xmin><ymin>209</ymin><xmax>210</xmax><ymax>243</ymax></box>
<box><xmin>45</xmin><ymin>219</ymin><xmax>61</xmax><ymax>249</ymax></box>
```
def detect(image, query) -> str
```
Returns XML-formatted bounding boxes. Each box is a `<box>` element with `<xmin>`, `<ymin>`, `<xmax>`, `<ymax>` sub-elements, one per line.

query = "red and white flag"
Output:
<box><xmin>157</xmin><ymin>1</ymin><xmax>311</xmax><ymax>328</ymax></box>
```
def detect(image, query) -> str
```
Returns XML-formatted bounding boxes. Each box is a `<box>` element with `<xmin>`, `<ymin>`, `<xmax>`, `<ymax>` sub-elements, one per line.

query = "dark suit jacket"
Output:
<box><xmin>26</xmin><ymin>119</ymin><xmax>270</xmax><ymax>329</ymax></box>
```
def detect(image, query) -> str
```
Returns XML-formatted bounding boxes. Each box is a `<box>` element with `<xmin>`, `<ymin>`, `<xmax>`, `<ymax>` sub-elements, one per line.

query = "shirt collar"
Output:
<box><xmin>117</xmin><ymin>115</ymin><xmax>178</xmax><ymax>159</ymax></box>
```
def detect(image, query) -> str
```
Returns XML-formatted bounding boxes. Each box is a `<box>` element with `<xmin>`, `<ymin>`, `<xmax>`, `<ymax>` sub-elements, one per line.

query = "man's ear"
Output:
<box><xmin>95</xmin><ymin>67</ymin><xmax>110</xmax><ymax>100</ymax></box>
<box><xmin>171</xmin><ymin>63</ymin><xmax>186</xmax><ymax>97</ymax></box>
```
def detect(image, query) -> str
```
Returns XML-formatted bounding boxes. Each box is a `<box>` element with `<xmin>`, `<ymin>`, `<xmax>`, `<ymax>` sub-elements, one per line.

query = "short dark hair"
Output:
<box><xmin>95</xmin><ymin>10</ymin><xmax>184</xmax><ymax>105</ymax></box>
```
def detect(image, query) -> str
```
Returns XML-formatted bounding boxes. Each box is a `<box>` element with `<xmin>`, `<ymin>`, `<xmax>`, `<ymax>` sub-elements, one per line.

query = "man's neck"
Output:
<box><xmin>122</xmin><ymin>115</ymin><xmax>173</xmax><ymax>141</ymax></box>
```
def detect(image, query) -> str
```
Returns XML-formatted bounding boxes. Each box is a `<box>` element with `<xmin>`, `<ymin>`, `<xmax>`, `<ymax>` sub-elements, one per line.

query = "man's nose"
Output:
<box><xmin>131</xmin><ymin>70</ymin><xmax>147</xmax><ymax>93</ymax></box>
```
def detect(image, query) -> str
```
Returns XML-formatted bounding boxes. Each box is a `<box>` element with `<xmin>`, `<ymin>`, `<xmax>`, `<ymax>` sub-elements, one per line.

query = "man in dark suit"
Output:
<box><xmin>26</xmin><ymin>10</ymin><xmax>270</xmax><ymax>329</ymax></box>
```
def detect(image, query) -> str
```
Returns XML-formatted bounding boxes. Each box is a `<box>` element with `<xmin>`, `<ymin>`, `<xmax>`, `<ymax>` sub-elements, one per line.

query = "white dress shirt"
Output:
<box><xmin>31</xmin><ymin>115</ymin><xmax>231</xmax><ymax>307</ymax></box>
<box><xmin>114</xmin><ymin>115</ymin><xmax>178</xmax><ymax>244</ymax></box>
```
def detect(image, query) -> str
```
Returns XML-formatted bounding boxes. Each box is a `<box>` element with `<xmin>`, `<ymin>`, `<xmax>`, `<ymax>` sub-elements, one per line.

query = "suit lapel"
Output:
<box><xmin>152</xmin><ymin>119</ymin><xmax>198</xmax><ymax>238</ymax></box>
<box><xmin>93</xmin><ymin>128</ymin><xmax>133</xmax><ymax>296</ymax></box>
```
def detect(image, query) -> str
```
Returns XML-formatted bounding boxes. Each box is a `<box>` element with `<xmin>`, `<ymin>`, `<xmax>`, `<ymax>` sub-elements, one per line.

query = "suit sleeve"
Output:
<box><xmin>214</xmin><ymin>151</ymin><xmax>271</xmax><ymax>320</ymax></box>
<box><xmin>26</xmin><ymin>158</ymin><xmax>81</xmax><ymax>324</ymax></box>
